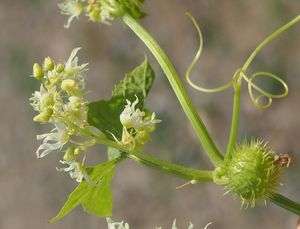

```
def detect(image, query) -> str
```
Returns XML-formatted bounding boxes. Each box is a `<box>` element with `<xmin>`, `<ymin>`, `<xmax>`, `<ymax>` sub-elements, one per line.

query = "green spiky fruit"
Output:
<box><xmin>213</xmin><ymin>140</ymin><xmax>282</xmax><ymax>208</ymax></box>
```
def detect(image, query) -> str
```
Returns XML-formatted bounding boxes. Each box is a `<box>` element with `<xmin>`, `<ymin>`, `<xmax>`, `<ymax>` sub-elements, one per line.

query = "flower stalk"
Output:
<box><xmin>74</xmin><ymin>123</ymin><xmax>213</xmax><ymax>183</ymax></box>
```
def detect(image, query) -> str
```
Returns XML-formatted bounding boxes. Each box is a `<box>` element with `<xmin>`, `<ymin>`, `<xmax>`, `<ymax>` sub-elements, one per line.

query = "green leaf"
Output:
<box><xmin>50</xmin><ymin>157</ymin><xmax>124</xmax><ymax>223</ymax></box>
<box><xmin>88</xmin><ymin>58</ymin><xmax>155</xmax><ymax>139</ymax></box>
<box><xmin>112</xmin><ymin>57</ymin><xmax>155</xmax><ymax>106</ymax></box>
<box><xmin>81</xmin><ymin>166</ymin><xmax>115</xmax><ymax>216</ymax></box>
<box><xmin>88</xmin><ymin>97</ymin><xmax>125</xmax><ymax>139</ymax></box>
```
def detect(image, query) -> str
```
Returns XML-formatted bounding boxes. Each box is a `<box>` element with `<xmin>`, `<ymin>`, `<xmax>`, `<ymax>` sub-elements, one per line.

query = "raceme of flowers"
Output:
<box><xmin>30</xmin><ymin>48</ymin><xmax>160</xmax><ymax>182</ymax></box>
<box><xmin>30</xmin><ymin>47</ymin><xmax>93</xmax><ymax>182</ymax></box>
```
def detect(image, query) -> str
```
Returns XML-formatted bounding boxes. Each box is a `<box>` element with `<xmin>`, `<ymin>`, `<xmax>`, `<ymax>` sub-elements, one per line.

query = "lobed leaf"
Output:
<box><xmin>50</xmin><ymin>157</ymin><xmax>124</xmax><ymax>223</ymax></box>
<box><xmin>112</xmin><ymin>57</ymin><xmax>155</xmax><ymax>107</ymax></box>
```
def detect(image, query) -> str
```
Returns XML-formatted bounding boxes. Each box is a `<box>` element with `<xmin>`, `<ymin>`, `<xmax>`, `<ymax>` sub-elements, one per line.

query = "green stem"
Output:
<box><xmin>270</xmin><ymin>193</ymin><xmax>300</xmax><ymax>215</ymax></box>
<box><xmin>58</xmin><ymin>114</ymin><xmax>213</xmax><ymax>182</ymax></box>
<box><xmin>225</xmin><ymin>14</ymin><xmax>300</xmax><ymax>158</ymax></box>
<box><xmin>122</xmin><ymin>14</ymin><xmax>223</xmax><ymax>166</ymax></box>
<box><xmin>96</xmin><ymin>135</ymin><xmax>213</xmax><ymax>182</ymax></box>
<box><xmin>242</xmin><ymin>14</ymin><xmax>300</xmax><ymax>72</ymax></box>
<box><xmin>225</xmin><ymin>77</ymin><xmax>242</xmax><ymax>159</ymax></box>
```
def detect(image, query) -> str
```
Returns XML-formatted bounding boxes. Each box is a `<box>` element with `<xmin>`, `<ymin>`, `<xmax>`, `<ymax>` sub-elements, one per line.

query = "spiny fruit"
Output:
<box><xmin>213</xmin><ymin>139</ymin><xmax>283</xmax><ymax>208</ymax></box>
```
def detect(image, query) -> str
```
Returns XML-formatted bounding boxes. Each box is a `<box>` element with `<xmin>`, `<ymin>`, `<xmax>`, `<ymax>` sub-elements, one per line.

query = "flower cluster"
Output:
<box><xmin>30</xmin><ymin>48</ymin><xmax>96</xmax><ymax>182</ymax></box>
<box><xmin>115</xmin><ymin>96</ymin><xmax>160</xmax><ymax>150</ymax></box>
<box><xmin>59</xmin><ymin>0</ymin><xmax>145</xmax><ymax>27</ymax></box>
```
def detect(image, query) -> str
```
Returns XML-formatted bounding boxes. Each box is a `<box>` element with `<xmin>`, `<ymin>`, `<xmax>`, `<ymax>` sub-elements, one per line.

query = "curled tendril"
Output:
<box><xmin>185</xmin><ymin>12</ymin><xmax>289</xmax><ymax>110</ymax></box>
<box><xmin>240</xmin><ymin>71</ymin><xmax>289</xmax><ymax>110</ymax></box>
<box><xmin>185</xmin><ymin>12</ymin><xmax>234</xmax><ymax>93</ymax></box>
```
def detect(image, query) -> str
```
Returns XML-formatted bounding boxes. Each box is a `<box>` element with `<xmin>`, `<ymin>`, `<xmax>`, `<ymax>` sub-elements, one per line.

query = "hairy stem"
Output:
<box><xmin>270</xmin><ymin>193</ymin><xmax>300</xmax><ymax>215</ymax></box>
<box><xmin>123</xmin><ymin>14</ymin><xmax>223</xmax><ymax>166</ymax></box>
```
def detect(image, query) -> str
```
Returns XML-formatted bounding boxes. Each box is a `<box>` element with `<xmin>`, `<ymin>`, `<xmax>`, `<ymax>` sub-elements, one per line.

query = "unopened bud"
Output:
<box><xmin>44</xmin><ymin>57</ymin><xmax>54</xmax><ymax>71</ymax></box>
<box><xmin>33</xmin><ymin>63</ymin><xmax>44</xmax><ymax>80</ymax></box>
<box><xmin>56</xmin><ymin>64</ymin><xmax>65</xmax><ymax>73</ymax></box>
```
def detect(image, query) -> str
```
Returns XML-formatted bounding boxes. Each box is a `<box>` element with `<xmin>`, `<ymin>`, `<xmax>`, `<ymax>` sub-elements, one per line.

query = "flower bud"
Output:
<box><xmin>33</xmin><ymin>108</ymin><xmax>53</xmax><ymax>123</ymax></box>
<box><xmin>56</xmin><ymin>64</ymin><xmax>65</xmax><ymax>73</ymax></box>
<box><xmin>44</xmin><ymin>57</ymin><xmax>54</xmax><ymax>71</ymax></box>
<box><xmin>33</xmin><ymin>63</ymin><xmax>44</xmax><ymax>80</ymax></box>
<box><xmin>213</xmin><ymin>140</ymin><xmax>282</xmax><ymax>208</ymax></box>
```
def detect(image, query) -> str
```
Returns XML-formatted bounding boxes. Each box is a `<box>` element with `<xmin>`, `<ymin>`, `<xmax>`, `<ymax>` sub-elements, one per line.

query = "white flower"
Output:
<box><xmin>30</xmin><ymin>84</ymin><xmax>60</xmax><ymax>114</ymax></box>
<box><xmin>120</xmin><ymin>96</ymin><xmax>160</xmax><ymax>130</ymax></box>
<box><xmin>106</xmin><ymin>218</ymin><xmax>130</xmax><ymax>229</ymax></box>
<box><xmin>36</xmin><ymin>122</ymin><xmax>69</xmax><ymax>158</ymax></box>
<box><xmin>64</xmin><ymin>47</ymin><xmax>88</xmax><ymax>77</ymax></box>
<box><xmin>59</xmin><ymin>0</ymin><xmax>84</xmax><ymax>28</ymax></box>
<box><xmin>106</xmin><ymin>218</ymin><xmax>198</xmax><ymax>229</ymax></box>
<box><xmin>57</xmin><ymin>160</ymin><xmax>83</xmax><ymax>182</ymax></box>
<box><xmin>57</xmin><ymin>160</ymin><xmax>92</xmax><ymax>183</ymax></box>
<box><xmin>30</xmin><ymin>84</ymin><xmax>49</xmax><ymax>111</ymax></box>
<box><xmin>63</xmin><ymin>96</ymin><xmax>88</xmax><ymax>127</ymax></box>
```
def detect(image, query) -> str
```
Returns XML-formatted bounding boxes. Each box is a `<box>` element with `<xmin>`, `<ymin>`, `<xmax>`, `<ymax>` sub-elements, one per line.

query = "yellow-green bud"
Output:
<box><xmin>33</xmin><ymin>63</ymin><xmax>44</xmax><ymax>80</ymax></box>
<box><xmin>44</xmin><ymin>57</ymin><xmax>54</xmax><ymax>71</ymax></box>
<box><xmin>63</xmin><ymin>146</ymin><xmax>77</xmax><ymax>161</ymax></box>
<box><xmin>61</xmin><ymin>79</ymin><xmax>76</xmax><ymax>93</ymax></box>
<box><xmin>56</xmin><ymin>64</ymin><xmax>65</xmax><ymax>73</ymax></box>
<box><xmin>33</xmin><ymin>108</ymin><xmax>53</xmax><ymax>123</ymax></box>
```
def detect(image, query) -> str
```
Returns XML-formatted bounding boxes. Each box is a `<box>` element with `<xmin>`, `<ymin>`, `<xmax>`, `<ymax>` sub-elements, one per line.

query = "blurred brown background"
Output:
<box><xmin>0</xmin><ymin>0</ymin><xmax>300</xmax><ymax>228</ymax></box>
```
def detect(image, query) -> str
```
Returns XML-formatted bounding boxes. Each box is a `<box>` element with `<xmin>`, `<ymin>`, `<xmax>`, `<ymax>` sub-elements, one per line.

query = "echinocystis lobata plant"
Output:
<box><xmin>29</xmin><ymin>0</ymin><xmax>300</xmax><ymax>227</ymax></box>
